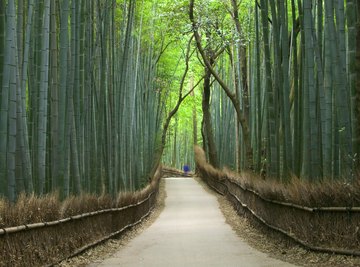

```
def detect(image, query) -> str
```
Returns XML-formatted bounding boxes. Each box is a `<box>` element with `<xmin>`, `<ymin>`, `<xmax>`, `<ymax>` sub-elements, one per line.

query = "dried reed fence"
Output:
<box><xmin>162</xmin><ymin>166</ymin><xmax>190</xmax><ymax>178</ymax></box>
<box><xmin>194</xmin><ymin>146</ymin><xmax>360</xmax><ymax>257</ymax></box>
<box><xmin>0</xmin><ymin>167</ymin><xmax>162</xmax><ymax>267</ymax></box>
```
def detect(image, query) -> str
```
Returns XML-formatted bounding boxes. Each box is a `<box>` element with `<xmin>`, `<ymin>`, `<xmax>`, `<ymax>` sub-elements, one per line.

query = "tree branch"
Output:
<box><xmin>149</xmin><ymin>34</ymin><xmax>201</xmax><ymax>177</ymax></box>
<box><xmin>189</xmin><ymin>0</ymin><xmax>253</xmax><ymax>169</ymax></box>
<box><xmin>154</xmin><ymin>39</ymin><xmax>175</xmax><ymax>65</ymax></box>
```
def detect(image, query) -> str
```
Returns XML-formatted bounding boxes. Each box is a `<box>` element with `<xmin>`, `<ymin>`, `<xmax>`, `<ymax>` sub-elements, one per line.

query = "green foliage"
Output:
<box><xmin>1</xmin><ymin>0</ymin><xmax>359</xmax><ymax>203</ymax></box>
<box><xmin>159</xmin><ymin>37</ymin><xmax>204</xmax><ymax>169</ymax></box>
<box><xmin>187</xmin><ymin>0</ymin><xmax>359</xmax><ymax>182</ymax></box>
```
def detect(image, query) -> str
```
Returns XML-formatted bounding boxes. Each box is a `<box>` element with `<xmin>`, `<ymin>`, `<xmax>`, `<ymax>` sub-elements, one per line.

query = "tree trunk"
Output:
<box><xmin>191</xmin><ymin>79</ymin><xmax>198</xmax><ymax>146</ymax></box>
<box><xmin>230</xmin><ymin>0</ymin><xmax>249</xmax><ymax>124</ymax></box>
<box><xmin>189</xmin><ymin>0</ymin><xmax>253</xmax><ymax>170</ymax></box>
<box><xmin>58</xmin><ymin>0</ymin><xmax>69</xmax><ymax>197</ymax></box>
<box><xmin>203</xmin><ymin>67</ymin><xmax>219</xmax><ymax>168</ymax></box>
<box><xmin>37</xmin><ymin>0</ymin><xmax>51</xmax><ymax>194</ymax></box>
<box><xmin>259</xmin><ymin>0</ymin><xmax>279</xmax><ymax>178</ymax></box>
<box><xmin>1</xmin><ymin>1</ymin><xmax>19</xmax><ymax>201</ymax></box>
<box><xmin>304</xmin><ymin>0</ymin><xmax>321</xmax><ymax>179</ymax></box>
<box><xmin>0</xmin><ymin>0</ymin><xmax>4</xmax><ymax>99</ymax></box>
<box><xmin>356</xmin><ymin>1</ymin><xmax>360</xmax><ymax>169</ymax></box>
<box><xmin>50</xmin><ymin>0</ymin><xmax>58</xmax><ymax>190</ymax></box>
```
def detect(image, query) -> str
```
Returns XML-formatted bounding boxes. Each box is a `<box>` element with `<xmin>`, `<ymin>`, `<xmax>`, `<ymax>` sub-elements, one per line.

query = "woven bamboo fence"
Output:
<box><xmin>196</xmin><ymin>163</ymin><xmax>360</xmax><ymax>256</ymax></box>
<box><xmin>162</xmin><ymin>167</ymin><xmax>191</xmax><ymax>178</ymax></box>
<box><xmin>0</xmin><ymin>168</ymin><xmax>161</xmax><ymax>267</ymax></box>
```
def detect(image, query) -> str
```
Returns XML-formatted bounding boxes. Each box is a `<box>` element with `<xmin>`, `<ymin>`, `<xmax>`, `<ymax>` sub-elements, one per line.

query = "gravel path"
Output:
<box><xmin>93</xmin><ymin>178</ymin><xmax>296</xmax><ymax>267</ymax></box>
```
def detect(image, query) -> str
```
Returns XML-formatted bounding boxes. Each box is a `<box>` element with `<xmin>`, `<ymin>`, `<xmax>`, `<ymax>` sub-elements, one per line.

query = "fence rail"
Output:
<box><xmin>0</xmin><ymin>191</ymin><xmax>154</xmax><ymax>236</ymax></box>
<box><xmin>0</xmin><ymin>169</ymin><xmax>161</xmax><ymax>267</ymax></box>
<box><xmin>197</xmin><ymin>166</ymin><xmax>360</xmax><ymax>257</ymax></box>
<box><xmin>162</xmin><ymin>167</ymin><xmax>188</xmax><ymax>178</ymax></box>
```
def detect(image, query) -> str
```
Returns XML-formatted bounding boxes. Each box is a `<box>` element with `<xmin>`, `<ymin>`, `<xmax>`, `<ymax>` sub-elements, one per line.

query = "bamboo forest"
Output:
<box><xmin>0</xmin><ymin>0</ymin><xmax>359</xmax><ymax>200</ymax></box>
<box><xmin>2</xmin><ymin>0</ymin><xmax>360</xmax><ymax>265</ymax></box>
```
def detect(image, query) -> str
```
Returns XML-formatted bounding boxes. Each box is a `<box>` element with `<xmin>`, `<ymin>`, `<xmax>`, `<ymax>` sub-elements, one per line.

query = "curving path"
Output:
<box><xmin>93</xmin><ymin>178</ymin><xmax>296</xmax><ymax>267</ymax></box>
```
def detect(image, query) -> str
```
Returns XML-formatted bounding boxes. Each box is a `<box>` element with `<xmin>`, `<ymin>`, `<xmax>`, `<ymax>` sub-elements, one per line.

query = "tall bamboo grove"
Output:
<box><xmin>190</xmin><ymin>0</ymin><xmax>360</xmax><ymax>181</ymax></box>
<box><xmin>0</xmin><ymin>0</ymin><xmax>164</xmax><ymax>202</ymax></box>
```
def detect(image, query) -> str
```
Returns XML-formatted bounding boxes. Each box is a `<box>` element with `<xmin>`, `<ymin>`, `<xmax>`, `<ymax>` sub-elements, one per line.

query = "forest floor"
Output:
<box><xmin>58</xmin><ymin>177</ymin><xmax>360</xmax><ymax>267</ymax></box>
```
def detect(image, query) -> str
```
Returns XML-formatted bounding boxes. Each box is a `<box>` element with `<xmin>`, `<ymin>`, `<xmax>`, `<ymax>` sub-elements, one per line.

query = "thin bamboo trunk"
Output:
<box><xmin>50</xmin><ymin>0</ymin><xmax>58</xmax><ymax>190</ymax></box>
<box><xmin>37</xmin><ymin>0</ymin><xmax>51</xmax><ymax>194</ymax></box>
<box><xmin>279</xmin><ymin>0</ymin><xmax>293</xmax><ymax>178</ymax></box>
<box><xmin>355</xmin><ymin>1</ymin><xmax>360</xmax><ymax>169</ymax></box>
<box><xmin>253</xmin><ymin>2</ymin><xmax>261</xmax><ymax>173</ymax></box>
<box><xmin>346</xmin><ymin>0</ymin><xmax>359</xmax><ymax>170</ymax></box>
<box><xmin>335</xmin><ymin>0</ymin><xmax>353</xmax><ymax>176</ymax></box>
<box><xmin>58</xmin><ymin>0</ymin><xmax>69</xmax><ymax>197</ymax></box>
<box><xmin>304</xmin><ymin>0</ymin><xmax>321</xmax><ymax>179</ymax></box>
<box><xmin>1</xmin><ymin>1</ymin><xmax>18</xmax><ymax>200</ymax></box>
<box><xmin>259</xmin><ymin>0</ymin><xmax>278</xmax><ymax>178</ymax></box>
<box><xmin>0</xmin><ymin>0</ymin><xmax>4</xmax><ymax>101</ymax></box>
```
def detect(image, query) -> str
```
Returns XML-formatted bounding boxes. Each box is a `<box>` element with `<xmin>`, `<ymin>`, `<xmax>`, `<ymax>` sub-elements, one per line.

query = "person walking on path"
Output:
<box><xmin>183</xmin><ymin>164</ymin><xmax>190</xmax><ymax>176</ymax></box>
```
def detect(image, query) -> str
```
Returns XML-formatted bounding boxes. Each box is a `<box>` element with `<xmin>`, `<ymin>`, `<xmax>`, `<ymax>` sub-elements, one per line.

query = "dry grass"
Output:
<box><xmin>195</xmin><ymin>146</ymin><xmax>360</xmax><ymax>255</ymax></box>
<box><xmin>0</xmin><ymin>166</ymin><xmax>162</xmax><ymax>267</ymax></box>
<box><xmin>195</xmin><ymin>145</ymin><xmax>360</xmax><ymax>208</ymax></box>
<box><xmin>162</xmin><ymin>166</ymin><xmax>191</xmax><ymax>177</ymax></box>
<box><xmin>0</xmin><ymin>167</ymin><xmax>162</xmax><ymax>229</ymax></box>
<box><xmin>224</xmin><ymin>169</ymin><xmax>360</xmax><ymax>207</ymax></box>
<box><xmin>197</xmin><ymin>176</ymin><xmax>360</xmax><ymax>267</ymax></box>
<box><xmin>0</xmin><ymin>192</ymin><xmax>61</xmax><ymax>228</ymax></box>
<box><xmin>60</xmin><ymin>193</ymin><xmax>114</xmax><ymax>218</ymax></box>
<box><xmin>58</xmin><ymin>178</ymin><xmax>167</xmax><ymax>267</ymax></box>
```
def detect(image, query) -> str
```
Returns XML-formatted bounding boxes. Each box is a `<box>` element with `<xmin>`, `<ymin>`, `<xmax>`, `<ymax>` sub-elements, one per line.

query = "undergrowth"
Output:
<box><xmin>195</xmin><ymin>145</ymin><xmax>360</xmax><ymax>207</ymax></box>
<box><xmin>0</xmin><ymin>169</ymin><xmax>161</xmax><ymax>229</ymax></box>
